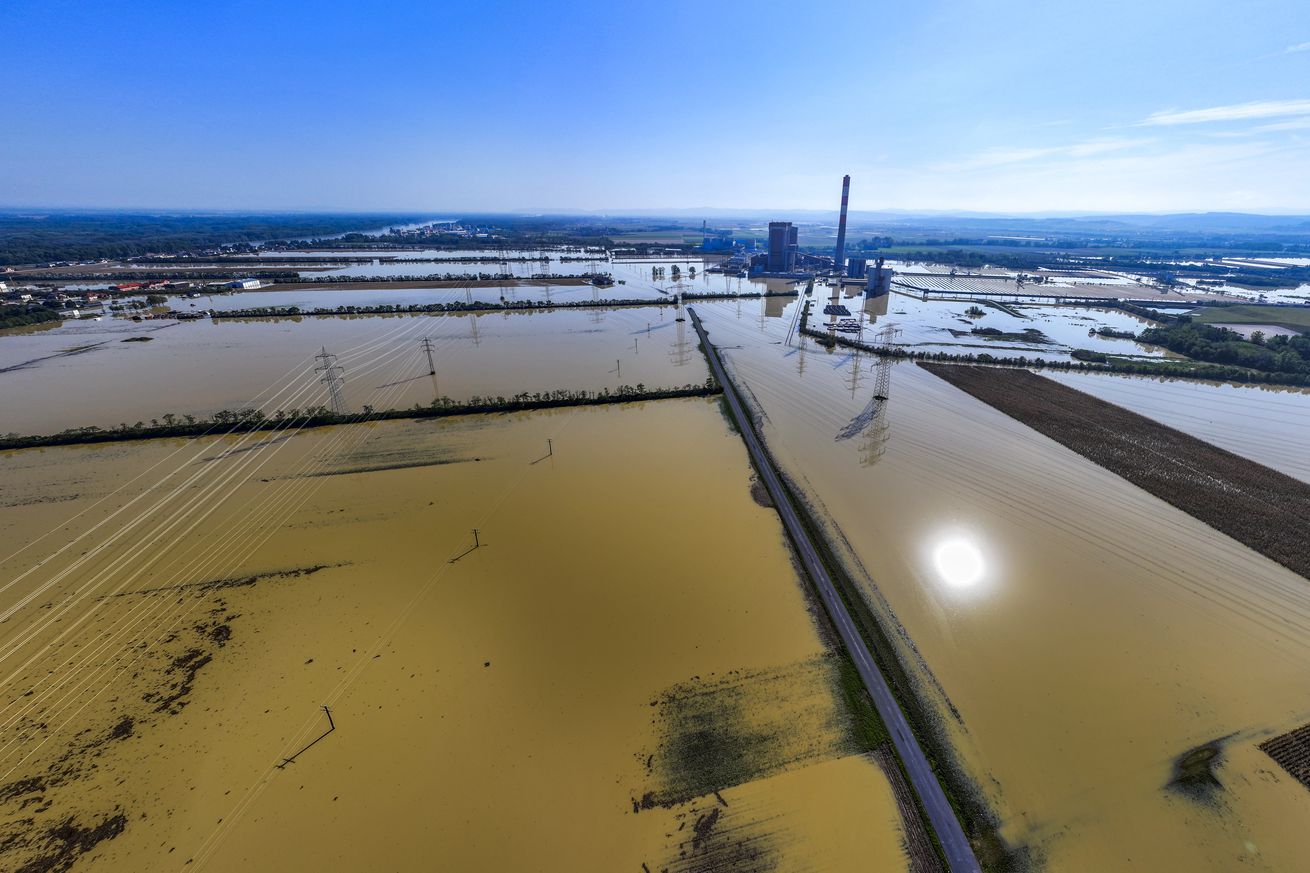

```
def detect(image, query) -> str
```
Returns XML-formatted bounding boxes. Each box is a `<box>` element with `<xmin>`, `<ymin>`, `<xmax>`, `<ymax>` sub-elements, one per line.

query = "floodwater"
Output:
<box><xmin>814</xmin><ymin>287</ymin><xmax>1170</xmax><ymax>362</ymax></box>
<box><xmin>1209</xmin><ymin>322</ymin><xmax>1303</xmax><ymax>339</ymax></box>
<box><xmin>162</xmin><ymin>285</ymin><xmax>610</xmax><ymax>311</ymax></box>
<box><xmin>0</xmin><ymin>306</ymin><xmax>708</xmax><ymax>436</ymax></box>
<box><xmin>0</xmin><ymin>399</ymin><xmax>911</xmax><ymax>872</ymax></box>
<box><xmin>1042</xmin><ymin>370</ymin><xmax>1310</xmax><ymax>483</ymax></box>
<box><xmin>693</xmin><ymin>298</ymin><xmax>1310</xmax><ymax>871</ymax></box>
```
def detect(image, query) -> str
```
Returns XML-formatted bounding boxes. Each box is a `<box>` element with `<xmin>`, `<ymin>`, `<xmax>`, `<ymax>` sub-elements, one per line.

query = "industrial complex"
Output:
<box><xmin>742</xmin><ymin>173</ymin><xmax>892</xmax><ymax>297</ymax></box>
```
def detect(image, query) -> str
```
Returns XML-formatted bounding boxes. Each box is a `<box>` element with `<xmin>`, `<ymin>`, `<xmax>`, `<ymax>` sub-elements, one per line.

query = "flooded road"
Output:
<box><xmin>0</xmin><ymin>306</ymin><xmax>708</xmax><ymax>437</ymax></box>
<box><xmin>0</xmin><ymin>400</ymin><xmax>911</xmax><ymax>872</ymax></box>
<box><xmin>695</xmin><ymin>297</ymin><xmax>1310</xmax><ymax>871</ymax></box>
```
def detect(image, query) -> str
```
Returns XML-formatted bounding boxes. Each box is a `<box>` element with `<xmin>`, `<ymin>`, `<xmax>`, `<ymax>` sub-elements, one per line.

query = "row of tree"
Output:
<box><xmin>0</xmin><ymin>305</ymin><xmax>62</xmax><ymax>330</ymax></box>
<box><xmin>204</xmin><ymin>290</ymin><xmax>785</xmax><ymax>320</ymax></box>
<box><xmin>0</xmin><ymin>381</ymin><xmax>722</xmax><ymax>450</ymax></box>
<box><xmin>1139</xmin><ymin>321</ymin><xmax>1310</xmax><ymax>375</ymax></box>
<box><xmin>803</xmin><ymin>325</ymin><xmax>1310</xmax><ymax>386</ymax></box>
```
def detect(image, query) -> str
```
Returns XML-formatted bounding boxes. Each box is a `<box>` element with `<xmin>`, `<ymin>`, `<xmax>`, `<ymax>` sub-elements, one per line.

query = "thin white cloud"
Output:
<box><xmin>1254</xmin><ymin>116</ymin><xmax>1310</xmax><ymax>132</ymax></box>
<box><xmin>1285</xmin><ymin>41</ymin><xmax>1310</xmax><ymax>54</ymax></box>
<box><xmin>908</xmin><ymin>140</ymin><xmax>1306</xmax><ymax>213</ymax></box>
<box><xmin>939</xmin><ymin>137</ymin><xmax>1151</xmax><ymax>171</ymax></box>
<box><xmin>1140</xmin><ymin>99</ymin><xmax>1310</xmax><ymax>126</ymax></box>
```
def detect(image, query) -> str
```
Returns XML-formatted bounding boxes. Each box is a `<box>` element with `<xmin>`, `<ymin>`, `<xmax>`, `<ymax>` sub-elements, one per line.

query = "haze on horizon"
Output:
<box><xmin>4</xmin><ymin>0</ymin><xmax>1310</xmax><ymax>215</ymax></box>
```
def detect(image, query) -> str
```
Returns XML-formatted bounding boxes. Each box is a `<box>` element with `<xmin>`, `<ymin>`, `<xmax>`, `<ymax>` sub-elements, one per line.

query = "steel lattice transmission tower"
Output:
<box><xmin>871</xmin><ymin>324</ymin><xmax>901</xmax><ymax>404</ymax></box>
<box><xmin>421</xmin><ymin>337</ymin><xmax>436</xmax><ymax>375</ymax></box>
<box><xmin>315</xmin><ymin>347</ymin><xmax>346</xmax><ymax>415</ymax></box>
<box><xmin>861</xmin><ymin>324</ymin><xmax>902</xmax><ymax>467</ymax></box>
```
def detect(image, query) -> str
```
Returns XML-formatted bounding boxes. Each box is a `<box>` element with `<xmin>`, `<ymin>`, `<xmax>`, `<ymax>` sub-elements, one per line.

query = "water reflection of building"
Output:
<box><xmin>862</xmin><ymin>291</ymin><xmax>889</xmax><ymax>323</ymax></box>
<box><xmin>765</xmin><ymin>293</ymin><xmax>788</xmax><ymax>318</ymax></box>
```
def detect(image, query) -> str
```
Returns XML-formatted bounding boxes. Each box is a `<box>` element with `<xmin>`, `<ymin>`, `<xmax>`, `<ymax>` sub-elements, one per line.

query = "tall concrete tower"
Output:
<box><xmin>834</xmin><ymin>174</ymin><xmax>851</xmax><ymax>276</ymax></box>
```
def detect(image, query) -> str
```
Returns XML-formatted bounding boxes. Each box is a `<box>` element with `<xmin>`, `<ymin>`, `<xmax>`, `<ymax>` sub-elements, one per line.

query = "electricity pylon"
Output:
<box><xmin>315</xmin><ymin>347</ymin><xmax>346</xmax><ymax>415</ymax></box>
<box><xmin>421</xmin><ymin>337</ymin><xmax>436</xmax><ymax>375</ymax></box>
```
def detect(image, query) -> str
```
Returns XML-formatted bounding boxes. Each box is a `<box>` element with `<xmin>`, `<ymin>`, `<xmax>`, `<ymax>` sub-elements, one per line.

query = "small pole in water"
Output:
<box><xmin>472</xmin><ymin>528</ymin><xmax>480</xmax><ymax>548</ymax></box>
<box><xmin>547</xmin><ymin>439</ymin><xmax>553</xmax><ymax>456</ymax></box>
<box><xmin>634</xmin><ymin>338</ymin><xmax>638</xmax><ymax>353</ymax></box>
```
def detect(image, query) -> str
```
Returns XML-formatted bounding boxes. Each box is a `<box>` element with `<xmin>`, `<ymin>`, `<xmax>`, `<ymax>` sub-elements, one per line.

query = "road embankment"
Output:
<box><xmin>689</xmin><ymin>307</ymin><xmax>982</xmax><ymax>873</ymax></box>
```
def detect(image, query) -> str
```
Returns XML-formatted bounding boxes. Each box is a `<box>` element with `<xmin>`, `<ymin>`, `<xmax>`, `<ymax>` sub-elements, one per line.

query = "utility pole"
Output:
<box><xmin>421</xmin><ymin>337</ymin><xmax>436</xmax><ymax>375</ymax></box>
<box><xmin>315</xmin><ymin>347</ymin><xmax>346</xmax><ymax>415</ymax></box>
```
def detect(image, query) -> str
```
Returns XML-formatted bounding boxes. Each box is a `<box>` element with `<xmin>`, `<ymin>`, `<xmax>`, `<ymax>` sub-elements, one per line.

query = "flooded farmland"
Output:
<box><xmin>1042</xmin><ymin>371</ymin><xmax>1310</xmax><ymax>483</ymax></box>
<box><xmin>810</xmin><ymin>286</ymin><xmax>1171</xmax><ymax>363</ymax></box>
<box><xmin>0</xmin><ymin>399</ymin><xmax>913</xmax><ymax>872</ymax></box>
<box><xmin>0</xmin><ymin>306</ymin><xmax>708</xmax><ymax>437</ymax></box>
<box><xmin>693</xmin><ymin>298</ymin><xmax>1310</xmax><ymax>871</ymax></box>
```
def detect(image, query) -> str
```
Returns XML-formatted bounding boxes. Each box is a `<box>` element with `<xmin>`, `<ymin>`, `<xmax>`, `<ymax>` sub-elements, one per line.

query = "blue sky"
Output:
<box><xmin>3</xmin><ymin>0</ymin><xmax>1309</xmax><ymax>213</ymax></box>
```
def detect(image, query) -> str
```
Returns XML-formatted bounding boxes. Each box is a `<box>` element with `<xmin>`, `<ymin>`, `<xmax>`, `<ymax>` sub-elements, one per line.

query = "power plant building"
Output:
<box><xmin>766</xmin><ymin>222</ymin><xmax>799</xmax><ymax>273</ymax></box>
<box><xmin>865</xmin><ymin>257</ymin><xmax>892</xmax><ymax>297</ymax></box>
<box><xmin>846</xmin><ymin>257</ymin><xmax>868</xmax><ymax>280</ymax></box>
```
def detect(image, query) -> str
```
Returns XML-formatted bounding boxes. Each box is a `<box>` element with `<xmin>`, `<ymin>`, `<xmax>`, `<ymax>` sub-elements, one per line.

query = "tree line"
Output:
<box><xmin>803</xmin><ymin>324</ymin><xmax>1310</xmax><ymax>387</ymax></box>
<box><xmin>0</xmin><ymin>380</ymin><xmax>722</xmax><ymax>450</ymax></box>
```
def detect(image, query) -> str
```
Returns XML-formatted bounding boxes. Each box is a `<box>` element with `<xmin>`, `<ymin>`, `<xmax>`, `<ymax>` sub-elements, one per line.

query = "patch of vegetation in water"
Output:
<box><xmin>717</xmin><ymin>395</ymin><xmax>740</xmax><ymax>434</ymax></box>
<box><xmin>836</xmin><ymin>653</ymin><xmax>889</xmax><ymax>751</ymax></box>
<box><xmin>1168</xmin><ymin>741</ymin><xmax>1225</xmax><ymax>801</ymax></box>
<box><xmin>654</xmin><ymin>794</ymin><xmax>780</xmax><ymax>873</ymax></box>
<box><xmin>967</xmin><ymin>327</ymin><xmax>1051</xmax><ymax>344</ymax></box>
<box><xmin>7</xmin><ymin>812</ymin><xmax>128</xmax><ymax>873</ymax></box>
<box><xmin>1095</xmin><ymin>327</ymin><xmax>1136</xmax><ymax>340</ymax></box>
<box><xmin>636</xmin><ymin>657</ymin><xmax>853</xmax><ymax>809</ymax></box>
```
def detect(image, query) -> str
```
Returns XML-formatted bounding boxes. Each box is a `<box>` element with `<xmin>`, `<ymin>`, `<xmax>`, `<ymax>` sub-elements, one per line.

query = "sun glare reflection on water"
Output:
<box><xmin>933</xmin><ymin>537</ymin><xmax>985</xmax><ymax>588</ymax></box>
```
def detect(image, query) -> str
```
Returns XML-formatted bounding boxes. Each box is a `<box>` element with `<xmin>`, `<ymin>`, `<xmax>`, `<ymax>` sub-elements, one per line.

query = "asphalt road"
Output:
<box><xmin>689</xmin><ymin>307</ymin><xmax>982</xmax><ymax>873</ymax></box>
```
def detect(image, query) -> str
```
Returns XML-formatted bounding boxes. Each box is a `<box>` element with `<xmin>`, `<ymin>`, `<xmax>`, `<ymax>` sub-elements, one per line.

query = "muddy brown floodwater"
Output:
<box><xmin>0</xmin><ymin>399</ymin><xmax>911</xmax><ymax>872</ymax></box>
<box><xmin>694</xmin><ymin>298</ymin><xmax>1310</xmax><ymax>871</ymax></box>
<box><xmin>1041</xmin><ymin>370</ymin><xmax>1310</xmax><ymax>483</ymax></box>
<box><xmin>0</xmin><ymin>306</ymin><xmax>707</xmax><ymax>437</ymax></box>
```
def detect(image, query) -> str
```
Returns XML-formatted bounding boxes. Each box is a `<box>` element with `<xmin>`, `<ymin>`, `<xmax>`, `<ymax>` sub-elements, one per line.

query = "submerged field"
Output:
<box><xmin>693</xmin><ymin>299</ymin><xmax>1310</xmax><ymax>871</ymax></box>
<box><xmin>918</xmin><ymin>363</ymin><xmax>1310</xmax><ymax>580</ymax></box>
<box><xmin>0</xmin><ymin>306</ymin><xmax>708</xmax><ymax>437</ymax></box>
<box><xmin>0</xmin><ymin>399</ymin><xmax>915</xmax><ymax>872</ymax></box>
<box><xmin>1040</xmin><ymin>371</ymin><xmax>1310</xmax><ymax>483</ymax></box>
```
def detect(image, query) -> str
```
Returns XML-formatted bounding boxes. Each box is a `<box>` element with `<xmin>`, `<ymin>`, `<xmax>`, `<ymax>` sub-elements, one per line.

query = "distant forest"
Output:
<box><xmin>0</xmin><ymin>212</ymin><xmax>433</xmax><ymax>265</ymax></box>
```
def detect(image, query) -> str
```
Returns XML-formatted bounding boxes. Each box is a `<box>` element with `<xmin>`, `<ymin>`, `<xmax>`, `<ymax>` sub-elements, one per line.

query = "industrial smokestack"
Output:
<box><xmin>834</xmin><ymin>174</ymin><xmax>850</xmax><ymax>276</ymax></box>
